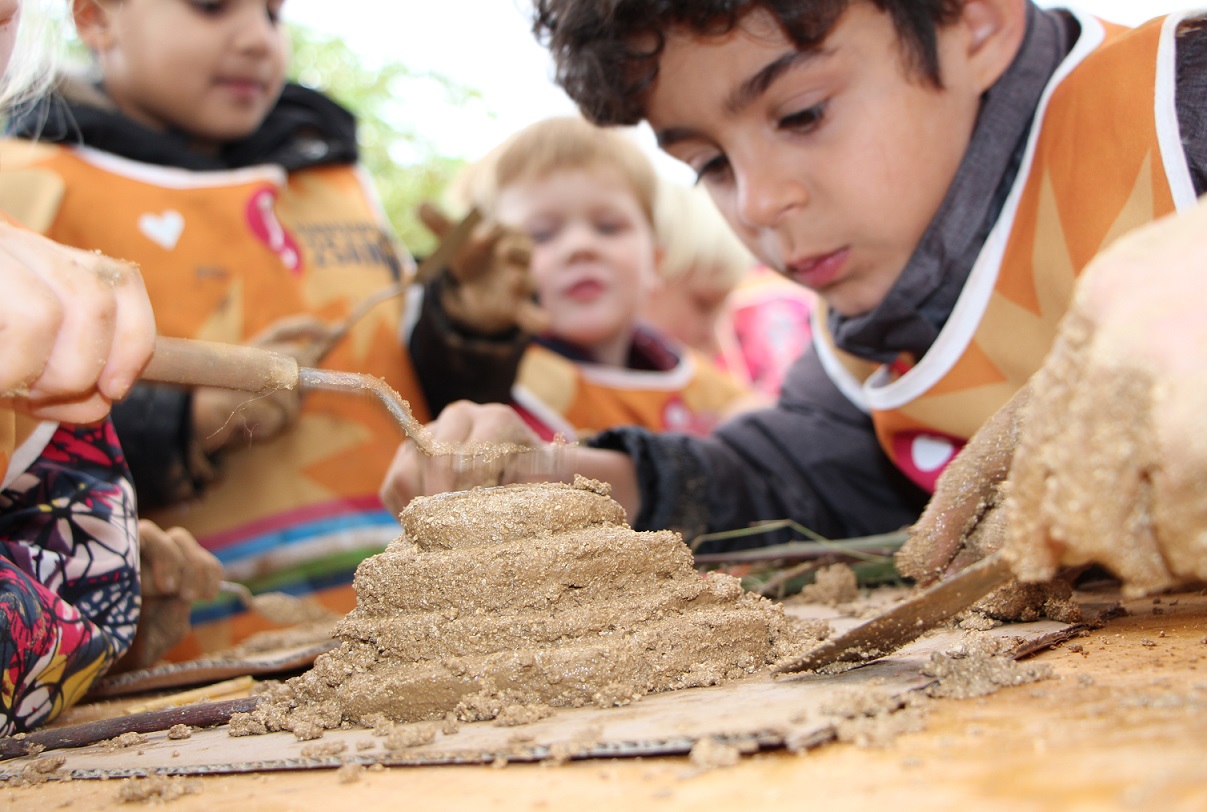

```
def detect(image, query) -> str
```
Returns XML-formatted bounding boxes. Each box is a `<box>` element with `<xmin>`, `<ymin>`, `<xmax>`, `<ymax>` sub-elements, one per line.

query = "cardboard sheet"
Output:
<box><xmin>0</xmin><ymin>611</ymin><xmax>1080</xmax><ymax>779</ymax></box>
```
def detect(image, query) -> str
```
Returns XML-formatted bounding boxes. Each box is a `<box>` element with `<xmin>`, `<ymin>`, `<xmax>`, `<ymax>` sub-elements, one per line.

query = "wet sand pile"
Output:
<box><xmin>238</xmin><ymin>477</ymin><xmax>806</xmax><ymax>734</ymax></box>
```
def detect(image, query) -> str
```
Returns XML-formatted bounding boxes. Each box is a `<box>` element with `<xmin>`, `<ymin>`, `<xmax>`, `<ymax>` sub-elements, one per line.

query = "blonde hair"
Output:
<box><xmin>655</xmin><ymin>179</ymin><xmax>753</xmax><ymax>291</ymax></box>
<box><xmin>0</xmin><ymin>0</ymin><xmax>64</xmax><ymax>110</ymax></box>
<box><xmin>449</xmin><ymin>115</ymin><xmax>659</xmax><ymax>226</ymax></box>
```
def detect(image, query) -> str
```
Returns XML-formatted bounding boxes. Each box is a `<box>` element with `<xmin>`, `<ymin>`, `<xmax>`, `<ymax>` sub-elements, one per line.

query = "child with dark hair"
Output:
<box><xmin>382</xmin><ymin>1</ymin><xmax>1207</xmax><ymax>567</ymax></box>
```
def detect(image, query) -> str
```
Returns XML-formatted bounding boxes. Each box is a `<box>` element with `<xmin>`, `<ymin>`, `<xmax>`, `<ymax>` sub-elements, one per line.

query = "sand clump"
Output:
<box><xmin>799</xmin><ymin>564</ymin><xmax>861</xmax><ymax>608</ymax></box>
<box><xmin>116</xmin><ymin>774</ymin><xmax>201</xmax><ymax>804</ymax></box>
<box><xmin>236</xmin><ymin>477</ymin><xmax>809</xmax><ymax>737</ymax></box>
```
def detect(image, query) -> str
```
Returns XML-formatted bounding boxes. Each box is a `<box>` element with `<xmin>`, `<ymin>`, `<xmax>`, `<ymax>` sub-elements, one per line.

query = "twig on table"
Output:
<box><xmin>755</xmin><ymin>560</ymin><xmax>821</xmax><ymax>599</ymax></box>
<box><xmin>690</xmin><ymin>524</ymin><xmax>908</xmax><ymax>564</ymax></box>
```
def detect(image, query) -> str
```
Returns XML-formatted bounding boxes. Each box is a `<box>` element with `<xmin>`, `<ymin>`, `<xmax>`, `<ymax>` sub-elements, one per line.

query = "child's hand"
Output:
<box><xmin>137</xmin><ymin>519</ymin><xmax>222</xmax><ymax>603</ymax></box>
<box><xmin>900</xmin><ymin>197</ymin><xmax>1207</xmax><ymax>597</ymax></box>
<box><xmin>419</xmin><ymin>203</ymin><xmax>549</xmax><ymax>336</ymax></box>
<box><xmin>113</xmin><ymin>520</ymin><xmax>223</xmax><ymax>672</ymax></box>
<box><xmin>192</xmin><ymin>385</ymin><xmax>301</xmax><ymax>452</ymax></box>
<box><xmin>896</xmin><ymin>384</ymin><xmax>1029</xmax><ymax>584</ymax></box>
<box><xmin>380</xmin><ymin>400</ymin><xmax>545</xmax><ymax>516</ymax></box>
<box><xmin>1002</xmin><ymin>197</ymin><xmax>1207</xmax><ymax>597</ymax></box>
<box><xmin>190</xmin><ymin>316</ymin><xmax>324</xmax><ymax>452</ymax></box>
<box><xmin>0</xmin><ymin>224</ymin><xmax>156</xmax><ymax>423</ymax></box>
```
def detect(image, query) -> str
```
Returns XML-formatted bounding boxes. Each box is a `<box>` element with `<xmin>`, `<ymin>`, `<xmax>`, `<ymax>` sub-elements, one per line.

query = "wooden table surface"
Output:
<box><xmin>4</xmin><ymin>589</ymin><xmax>1206</xmax><ymax>811</ymax></box>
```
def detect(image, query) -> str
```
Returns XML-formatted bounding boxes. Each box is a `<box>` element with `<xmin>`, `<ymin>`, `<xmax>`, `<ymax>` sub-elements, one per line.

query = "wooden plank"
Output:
<box><xmin>3</xmin><ymin>589</ymin><xmax>1204</xmax><ymax>810</ymax></box>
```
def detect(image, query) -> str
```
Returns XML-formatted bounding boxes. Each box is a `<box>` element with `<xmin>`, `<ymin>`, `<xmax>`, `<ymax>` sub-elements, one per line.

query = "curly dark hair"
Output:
<box><xmin>532</xmin><ymin>0</ymin><xmax>966</xmax><ymax>125</ymax></box>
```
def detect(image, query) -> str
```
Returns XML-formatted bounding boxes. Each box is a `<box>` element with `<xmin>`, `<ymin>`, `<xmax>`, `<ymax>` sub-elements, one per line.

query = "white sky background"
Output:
<box><xmin>284</xmin><ymin>0</ymin><xmax>1206</xmax><ymax>177</ymax></box>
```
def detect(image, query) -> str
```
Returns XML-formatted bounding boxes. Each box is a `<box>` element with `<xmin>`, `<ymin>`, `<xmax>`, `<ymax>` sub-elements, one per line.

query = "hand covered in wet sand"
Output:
<box><xmin>1003</xmin><ymin>197</ymin><xmax>1207</xmax><ymax>597</ymax></box>
<box><xmin>900</xmin><ymin>197</ymin><xmax>1207</xmax><ymax>598</ymax></box>
<box><xmin>419</xmin><ymin>203</ymin><xmax>549</xmax><ymax>336</ymax></box>
<box><xmin>112</xmin><ymin>520</ymin><xmax>223</xmax><ymax>672</ymax></box>
<box><xmin>380</xmin><ymin>400</ymin><xmax>548</xmax><ymax>516</ymax></box>
<box><xmin>380</xmin><ymin>400</ymin><xmax>641</xmax><ymax>522</ymax></box>
<box><xmin>895</xmin><ymin>384</ymin><xmax>1029</xmax><ymax>587</ymax></box>
<box><xmin>0</xmin><ymin>224</ymin><xmax>156</xmax><ymax>423</ymax></box>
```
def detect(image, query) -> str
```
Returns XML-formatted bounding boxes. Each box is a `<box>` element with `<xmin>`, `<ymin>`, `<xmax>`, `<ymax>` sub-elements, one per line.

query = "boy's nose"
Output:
<box><xmin>735</xmin><ymin>164</ymin><xmax>808</xmax><ymax>230</ymax></box>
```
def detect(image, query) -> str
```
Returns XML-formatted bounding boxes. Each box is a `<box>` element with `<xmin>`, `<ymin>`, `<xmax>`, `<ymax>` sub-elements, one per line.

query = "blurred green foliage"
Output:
<box><xmin>288</xmin><ymin>25</ymin><xmax>477</xmax><ymax>257</ymax></box>
<box><xmin>56</xmin><ymin>18</ymin><xmax>470</xmax><ymax>257</ymax></box>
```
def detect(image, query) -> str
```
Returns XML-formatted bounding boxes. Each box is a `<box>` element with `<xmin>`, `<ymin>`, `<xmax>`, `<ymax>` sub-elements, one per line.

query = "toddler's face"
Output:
<box><xmin>497</xmin><ymin>166</ymin><xmax>658</xmax><ymax>365</ymax></box>
<box><xmin>644</xmin><ymin>4</ymin><xmax>984</xmax><ymax>317</ymax></box>
<box><xmin>86</xmin><ymin>0</ymin><xmax>288</xmax><ymax>150</ymax></box>
<box><xmin>641</xmin><ymin>271</ymin><xmax>731</xmax><ymax>355</ymax></box>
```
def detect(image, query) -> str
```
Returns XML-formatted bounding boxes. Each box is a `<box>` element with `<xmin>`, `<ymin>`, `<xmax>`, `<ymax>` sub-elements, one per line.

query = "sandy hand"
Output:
<box><xmin>896</xmin><ymin>385</ymin><xmax>1030</xmax><ymax>586</ymax></box>
<box><xmin>112</xmin><ymin>520</ymin><xmax>223</xmax><ymax>672</ymax></box>
<box><xmin>901</xmin><ymin>198</ymin><xmax>1207</xmax><ymax>598</ymax></box>
<box><xmin>380</xmin><ymin>400</ymin><xmax>549</xmax><ymax>516</ymax></box>
<box><xmin>0</xmin><ymin>224</ymin><xmax>156</xmax><ymax>423</ymax></box>
<box><xmin>418</xmin><ymin>202</ymin><xmax>549</xmax><ymax>336</ymax></box>
<box><xmin>1003</xmin><ymin>198</ymin><xmax>1207</xmax><ymax>597</ymax></box>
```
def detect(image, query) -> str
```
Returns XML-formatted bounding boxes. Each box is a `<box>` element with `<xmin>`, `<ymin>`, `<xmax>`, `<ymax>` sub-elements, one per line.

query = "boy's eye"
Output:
<box><xmin>693</xmin><ymin>154</ymin><xmax>731</xmax><ymax>186</ymax></box>
<box><xmin>779</xmin><ymin>102</ymin><xmax>827</xmax><ymax>134</ymax></box>
<box><xmin>190</xmin><ymin>0</ymin><xmax>225</xmax><ymax>15</ymax></box>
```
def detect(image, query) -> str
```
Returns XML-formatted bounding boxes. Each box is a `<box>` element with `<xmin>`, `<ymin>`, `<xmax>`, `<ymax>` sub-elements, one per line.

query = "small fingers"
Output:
<box><xmin>381</xmin><ymin>438</ymin><xmax>425</xmax><ymax>517</ymax></box>
<box><xmin>93</xmin><ymin>256</ymin><xmax>156</xmax><ymax>403</ymax></box>
<box><xmin>0</xmin><ymin>261</ymin><xmax>62</xmax><ymax>396</ymax></box>
<box><xmin>417</xmin><ymin>202</ymin><xmax>453</xmax><ymax>240</ymax></box>
<box><xmin>897</xmin><ymin>385</ymin><xmax>1031</xmax><ymax>584</ymax></box>
<box><xmin>0</xmin><ymin>234</ymin><xmax>122</xmax><ymax>409</ymax></box>
<box><xmin>166</xmin><ymin>526</ymin><xmax>223</xmax><ymax>602</ymax></box>
<box><xmin>138</xmin><ymin>519</ymin><xmax>187</xmax><ymax>598</ymax></box>
<box><xmin>19</xmin><ymin>392</ymin><xmax>115</xmax><ymax>424</ymax></box>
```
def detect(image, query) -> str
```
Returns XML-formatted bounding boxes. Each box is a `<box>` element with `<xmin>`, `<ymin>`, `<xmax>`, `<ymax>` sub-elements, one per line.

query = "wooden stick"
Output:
<box><xmin>124</xmin><ymin>676</ymin><xmax>256</xmax><ymax>715</ymax></box>
<box><xmin>0</xmin><ymin>697</ymin><xmax>258</xmax><ymax>760</ymax></box>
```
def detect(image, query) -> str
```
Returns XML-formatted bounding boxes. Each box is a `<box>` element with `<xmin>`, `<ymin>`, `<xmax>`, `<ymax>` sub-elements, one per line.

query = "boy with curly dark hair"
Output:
<box><xmin>383</xmin><ymin>1</ymin><xmax>1207</xmax><ymax>556</ymax></box>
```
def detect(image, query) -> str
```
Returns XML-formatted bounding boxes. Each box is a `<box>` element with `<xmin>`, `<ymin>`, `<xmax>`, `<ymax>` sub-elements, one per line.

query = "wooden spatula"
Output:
<box><xmin>773</xmin><ymin>552</ymin><xmax>1014</xmax><ymax>674</ymax></box>
<box><xmin>141</xmin><ymin>335</ymin><xmax>437</xmax><ymax>454</ymax></box>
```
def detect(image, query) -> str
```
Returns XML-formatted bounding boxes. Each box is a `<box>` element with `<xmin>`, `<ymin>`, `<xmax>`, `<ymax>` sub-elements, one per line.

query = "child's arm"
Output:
<box><xmin>379</xmin><ymin>400</ymin><xmax>641</xmax><ymax>520</ymax></box>
<box><xmin>382</xmin><ymin>349</ymin><xmax>925</xmax><ymax>549</ymax></box>
<box><xmin>408</xmin><ymin>205</ymin><xmax>548</xmax><ymax>414</ymax></box>
<box><xmin>0</xmin><ymin>421</ymin><xmax>139</xmax><ymax>734</ymax></box>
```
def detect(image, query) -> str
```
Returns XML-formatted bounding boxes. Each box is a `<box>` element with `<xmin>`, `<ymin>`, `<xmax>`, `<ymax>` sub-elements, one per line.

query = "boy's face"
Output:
<box><xmin>645</xmin><ymin>3</ymin><xmax>988</xmax><ymax>317</ymax></box>
<box><xmin>80</xmin><ymin>0</ymin><xmax>288</xmax><ymax>151</ymax></box>
<box><xmin>496</xmin><ymin>165</ymin><xmax>658</xmax><ymax>364</ymax></box>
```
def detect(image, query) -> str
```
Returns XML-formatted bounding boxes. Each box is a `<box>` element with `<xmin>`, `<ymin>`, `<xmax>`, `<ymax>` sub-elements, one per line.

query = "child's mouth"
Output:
<box><xmin>565</xmin><ymin>279</ymin><xmax>606</xmax><ymax>301</ymax></box>
<box><xmin>787</xmin><ymin>248</ymin><xmax>849</xmax><ymax>290</ymax></box>
<box><xmin>218</xmin><ymin>78</ymin><xmax>265</xmax><ymax>101</ymax></box>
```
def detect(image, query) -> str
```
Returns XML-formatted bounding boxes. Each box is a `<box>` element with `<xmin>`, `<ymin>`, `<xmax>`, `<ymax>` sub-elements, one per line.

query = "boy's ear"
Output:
<box><xmin>72</xmin><ymin>0</ymin><xmax>117</xmax><ymax>52</ymax></box>
<box><xmin>956</xmin><ymin>0</ymin><xmax>1028</xmax><ymax>93</ymax></box>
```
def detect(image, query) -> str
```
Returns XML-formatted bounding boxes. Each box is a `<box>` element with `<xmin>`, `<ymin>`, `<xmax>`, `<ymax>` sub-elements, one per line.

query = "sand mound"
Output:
<box><xmin>241</xmin><ymin>477</ymin><xmax>806</xmax><ymax>734</ymax></box>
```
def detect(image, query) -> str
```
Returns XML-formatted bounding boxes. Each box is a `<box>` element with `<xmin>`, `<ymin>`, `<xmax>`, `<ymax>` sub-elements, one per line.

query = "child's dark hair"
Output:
<box><xmin>532</xmin><ymin>0</ymin><xmax>965</xmax><ymax>126</ymax></box>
